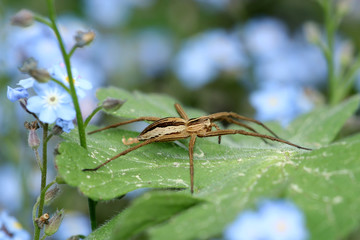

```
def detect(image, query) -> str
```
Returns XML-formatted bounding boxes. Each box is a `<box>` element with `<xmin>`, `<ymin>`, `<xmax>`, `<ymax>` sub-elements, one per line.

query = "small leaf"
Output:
<box><xmin>287</xmin><ymin>95</ymin><xmax>360</xmax><ymax>145</ymax></box>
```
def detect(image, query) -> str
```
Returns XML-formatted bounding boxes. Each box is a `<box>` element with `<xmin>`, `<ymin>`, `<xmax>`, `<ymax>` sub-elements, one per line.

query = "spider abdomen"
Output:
<box><xmin>138</xmin><ymin>117</ymin><xmax>186</xmax><ymax>141</ymax></box>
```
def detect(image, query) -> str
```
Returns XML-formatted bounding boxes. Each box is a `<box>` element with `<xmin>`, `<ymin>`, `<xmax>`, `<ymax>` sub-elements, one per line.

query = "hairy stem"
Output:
<box><xmin>34</xmin><ymin>123</ymin><xmax>48</xmax><ymax>240</ymax></box>
<box><xmin>46</xmin><ymin>0</ymin><xmax>97</xmax><ymax>230</ymax></box>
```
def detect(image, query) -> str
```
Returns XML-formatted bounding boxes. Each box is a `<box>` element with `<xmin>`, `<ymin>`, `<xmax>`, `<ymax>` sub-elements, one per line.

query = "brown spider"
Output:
<box><xmin>83</xmin><ymin>103</ymin><xmax>311</xmax><ymax>193</ymax></box>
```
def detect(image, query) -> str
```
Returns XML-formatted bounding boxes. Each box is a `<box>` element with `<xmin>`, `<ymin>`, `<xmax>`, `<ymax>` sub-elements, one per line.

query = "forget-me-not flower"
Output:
<box><xmin>174</xmin><ymin>29</ymin><xmax>247</xmax><ymax>89</ymax></box>
<box><xmin>249</xmin><ymin>84</ymin><xmax>313</xmax><ymax>126</ymax></box>
<box><xmin>224</xmin><ymin>200</ymin><xmax>308</xmax><ymax>240</ymax></box>
<box><xmin>0</xmin><ymin>211</ymin><xmax>31</xmax><ymax>240</ymax></box>
<box><xmin>7</xmin><ymin>87</ymin><xmax>29</xmax><ymax>102</ymax></box>
<box><xmin>0</xmin><ymin>165</ymin><xmax>23</xmax><ymax>211</ymax></box>
<box><xmin>49</xmin><ymin>63</ymin><xmax>92</xmax><ymax>98</ymax></box>
<box><xmin>26</xmin><ymin>81</ymin><xmax>76</xmax><ymax>124</ymax></box>
<box><xmin>136</xmin><ymin>29</ymin><xmax>173</xmax><ymax>77</ymax></box>
<box><xmin>55</xmin><ymin>118</ymin><xmax>74</xmax><ymax>133</ymax></box>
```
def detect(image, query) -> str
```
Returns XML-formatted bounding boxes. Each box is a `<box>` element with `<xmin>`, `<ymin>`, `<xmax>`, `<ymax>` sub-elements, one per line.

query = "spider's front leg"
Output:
<box><xmin>88</xmin><ymin>116</ymin><xmax>161</xmax><ymax>135</ymax></box>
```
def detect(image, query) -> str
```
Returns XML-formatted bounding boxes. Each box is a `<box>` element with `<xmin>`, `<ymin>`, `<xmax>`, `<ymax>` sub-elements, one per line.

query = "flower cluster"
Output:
<box><xmin>7</xmin><ymin>62</ymin><xmax>92</xmax><ymax>132</ymax></box>
<box><xmin>0</xmin><ymin>211</ymin><xmax>30</xmax><ymax>240</ymax></box>
<box><xmin>224</xmin><ymin>200</ymin><xmax>308</xmax><ymax>240</ymax></box>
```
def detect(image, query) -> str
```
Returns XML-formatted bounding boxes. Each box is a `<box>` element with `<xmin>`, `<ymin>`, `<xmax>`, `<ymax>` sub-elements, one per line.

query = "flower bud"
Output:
<box><xmin>337</xmin><ymin>0</ymin><xmax>352</xmax><ymax>17</ymax></box>
<box><xmin>44</xmin><ymin>210</ymin><xmax>64</xmax><ymax>236</ymax></box>
<box><xmin>75</xmin><ymin>31</ymin><xmax>95</xmax><ymax>47</ymax></box>
<box><xmin>28</xmin><ymin>129</ymin><xmax>40</xmax><ymax>149</ymax></box>
<box><xmin>29</xmin><ymin>68</ymin><xmax>51</xmax><ymax>83</ymax></box>
<box><xmin>44</xmin><ymin>185</ymin><xmax>61</xmax><ymax>206</ymax></box>
<box><xmin>304</xmin><ymin>22</ymin><xmax>321</xmax><ymax>44</ymax></box>
<box><xmin>11</xmin><ymin>9</ymin><xmax>34</xmax><ymax>27</ymax></box>
<box><xmin>19</xmin><ymin>58</ymin><xmax>38</xmax><ymax>73</ymax></box>
<box><xmin>19</xmin><ymin>58</ymin><xmax>50</xmax><ymax>83</ymax></box>
<box><xmin>25</xmin><ymin>121</ymin><xmax>40</xmax><ymax>149</ymax></box>
<box><xmin>35</xmin><ymin>213</ymin><xmax>50</xmax><ymax>229</ymax></box>
<box><xmin>339</xmin><ymin>41</ymin><xmax>354</xmax><ymax>67</ymax></box>
<box><xmin>102</xmin><ymin>98</ymin><xmax>126</xmax><ymax>111</ymax></box>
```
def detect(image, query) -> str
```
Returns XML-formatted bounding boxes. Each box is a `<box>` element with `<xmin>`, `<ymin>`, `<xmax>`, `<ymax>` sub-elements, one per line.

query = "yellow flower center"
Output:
<box><xmin>276</xmin><ymin>220</ymin><xmax>287</xmax><ymax>233</ymax></box>
<box><xmin>13</xmin><ymin>221</ymin><xmax>23</xmax><ymax>230</ymax></box>
<box><xmin>47</xmin><ymin>94</ymin><xmax>59</xmax><ymax>106</ymax></box>
<box><xmin>65</xmin><ymin>76</ymin><xmax>75</xmax><ymax>84</ymax></box>
<box><xmin>269</xmin><ymin>97</ymin><xmax>279</xmax><ymax>107</ymax></box>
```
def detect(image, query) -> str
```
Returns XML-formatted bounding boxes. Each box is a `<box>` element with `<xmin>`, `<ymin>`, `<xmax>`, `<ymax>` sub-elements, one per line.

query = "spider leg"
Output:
<box><xmin>83</xmin><ymin>133</ymin><xmax>190</xmax><ymax>171</ymax></box>
<box><xmin>175</xmin><ymin>103</ymin><xmax>189</xmax><ymax>120</ymax></box>
<box><xmin>221</xmin><ymin>117</ymin><xmax>271</xmax><ymax>144</ymax></box>
<box><xmin>82</xmin><ymin>138</ymin><xmax>160</xmax><ymax>171</ymax></box>
<box><xmin>88</xmin><ymin>116</ymin><xmax>161</xmax><ymax>135</ymax></box>
<box><xmin>189</xmin><ymin>134</ymin><xmax>197</xmax><ymax>194</ymax></box>
<box><xmin>207</xmin><ymin>112</ymin><xmax>280</xmax><ymax>139</ymax></box>
<box><xmin>198</xmin><ymin>129</ymin><xmax>312</xmax><ymax>150</ymax></box>
<box><xmin>211</xmin><ymin>123</ymin><xmax>221</xmax><ymax>144</ymax></box>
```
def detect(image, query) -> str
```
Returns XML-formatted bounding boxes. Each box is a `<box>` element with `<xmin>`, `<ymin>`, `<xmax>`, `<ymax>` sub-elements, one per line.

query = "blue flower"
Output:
<box><xmin>0</xmin><ymin>211</ymin><xmax>31</xmax><ymax>240</ymax></box>
<box><xmin>83</xmin><ymin>0</ymin><xmax>153</xmax><ymax>28</ymax></box>
<box><xmin>0</xmin><ymin>165</ymin><xmax>22</xmax><ymax>211</ymax></box>
<box><xmin>136</xmin><ymin>29</ymin><xmax>173</xmax><ymax>77</ymax></box>
<box><xmin>26</xmin><ymin>81</ymin><xmax>75</xmax><ymax>124</ymax></box>
<box><xmin>174</xmin><ymin>29</ymin><xmax>247</xmax><ymax>89</ymax></box>
<box><xmin>49</xmin><ymin>63</ymin><xmax>92</xmax><ymax>98</ymax></box>
<box><xmin>7</xmin><ymin>86</ymin><xmax>29</xmax><ymax>102</ymax></box>
<box><xmin>249</xmin><ymin>84</ymin><xmax>313</xmax><ymax>126</ymax></box>
<box><xmin>56</xmin><ymin>118</ymin><xmax>74</xmax><ymax>133</ymax></box>
<box><xmin>224</xmin><ymin>200</ymin><xmax>308</xmax><ymax>240</ymax></box>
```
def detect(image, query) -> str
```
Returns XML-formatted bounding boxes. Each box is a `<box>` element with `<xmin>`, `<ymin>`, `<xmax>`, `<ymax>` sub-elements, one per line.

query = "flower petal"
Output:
<box><xmin>57</xmin><ymin>104</ymin><xmax>76</xmax><ymax>121</ymax></box>
<box><xmin>26</xmin><ymin>96</ymin><xmax>44</xmax><ymax>113</ymax></box>
<box><xmin>17</xmin><ymin>78</ymin><xmax>35</xmax><ymax>89</ymax></box>
<box><xmin>39</xmin><ymin>107</ymin><xmax>57</xmax><ymax>123</ymax></box>
<box><xmin>7</xmin><ymin>87</ymin><xmax>29</xmax><ymax>102</ymax></box>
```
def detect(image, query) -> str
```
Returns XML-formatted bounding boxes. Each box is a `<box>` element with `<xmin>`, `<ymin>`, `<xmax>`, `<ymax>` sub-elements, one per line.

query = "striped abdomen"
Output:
<box><xmin>138</xmin><ymin>117</ymin><xmax>186</xmax><ymax>141</ymax></box>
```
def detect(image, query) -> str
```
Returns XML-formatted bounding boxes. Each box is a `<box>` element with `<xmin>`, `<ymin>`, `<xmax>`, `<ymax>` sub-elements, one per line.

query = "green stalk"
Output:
<box><xmin>323</xmin><ymin>1</ymin><xmax>337</xmax><ymax>105</ymax></box>
<box><xmin>34</xmin><ymin>124</ymin><xmax>49</xmax><ymax>240</ymax></box>
<box><xmin>46</xmin><ymin>0</ymin><xmax>86</xmax><ymax>147</ymax></box>
<box><xmin>84</xmin><ymin>106</ymin><xmax>102</xmax><ymax>128</ymax></box>
<box><xmin>46</xmin><ymin>0</ymin><xmax>97</xmax><ymax>230</ymax></box>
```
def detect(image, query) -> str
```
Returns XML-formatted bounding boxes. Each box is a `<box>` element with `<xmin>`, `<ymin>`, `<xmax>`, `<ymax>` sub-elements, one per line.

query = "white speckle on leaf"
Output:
<box><xmin>238</xmin><ymin>173</ymin><xmax>245</xmax><ymax>177</ymax></box>
<box><xmin>290</xmin><ymin>184</ymin><xmax>303</xmax><ymax>193</ymax></box>
<box><xmin>303</xmin><ymin>167</ymin><xmax>312</xmax><ymax>173</ymax></box>
<box><xmin>237</xmin><ymin>158</ymin><xmax>242</xmax><ymax>163</ymax></box>
<box><xmin>86</xmin><ymin>175</ymin><xmax>91</xmax><ymax>179</ymax></box>
<box><xmin>194</xmin><ymin>149</ymin><xmax>204</xmax><ymax>158</ymax></box>
<box><xmin>130</xmin><ymin>109</ymin><xmax>135</xmax><ymax>112</ymax></box>
<box><xmin>134</xmin><ymin>175</ymin><xmax>142</xmax><ymax>181</ymax></box>
<box><xmin>109</xmin><ymin>147</ymin><xmax>117</xmax><ymax>152</ymax></box>
<box><xmin>173</xmin><ymin>162</ymin><xmax>180</xmax><ymax>167</ymax></box>
<box><xmin>333</xmin><ymin>196</ymin><xmax>343</xmax><ymax>204</ymax></box>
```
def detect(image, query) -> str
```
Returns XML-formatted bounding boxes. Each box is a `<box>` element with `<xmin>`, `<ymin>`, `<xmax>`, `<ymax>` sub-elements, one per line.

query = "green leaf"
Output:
<box><xmin>96</xmin><ymin>87</ymin><xmax>206</xmax><ymax>119</ymax></box>
<box><xmin>55</xmin><ymin>88</ymin><xmax>360</xmax><ymax>239</ymax></box>
<box><xmin>101</xmin><ymin>134</ymin><xmax>360</xmax><ymax>240</ymax></box>
<box><xmin>287</xmin><ymin>95</ymin><xmax>360</xmax><ymax>145</ymax></box>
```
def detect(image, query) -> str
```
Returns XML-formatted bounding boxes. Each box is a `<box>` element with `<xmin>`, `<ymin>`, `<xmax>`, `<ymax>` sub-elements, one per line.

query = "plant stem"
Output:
<box><xmin>323</xmin><ymin>1</ymin><xmax>337</xmax><ymax>105</ymax></box>
<box><xmin>34</xmin><ymin>123</ymin><xmax>48</xmax><ymax>240</ymax></box>
<box><xmin>84</xmin><ymin>106</ymin><xmax>102</xmax><ymax>128</ymax></box>
<box><xmin>46</xmin><ymin>0</ymin><xmax>97</xmax><ymax>230</ymax></box>
<box><xmin>46</xmin><ymin>0</ymin><xmax>87</xmax><ymax>148</ymax></box>
<box><xmin>88</xmin><ymin>198</ymin><xmax>97</xmax><ymax>230</ymax></box>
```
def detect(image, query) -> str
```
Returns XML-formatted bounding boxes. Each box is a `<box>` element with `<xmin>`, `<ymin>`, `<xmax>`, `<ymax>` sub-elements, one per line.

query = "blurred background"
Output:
<box><xmin>1</xmin><ymin>0</ymin><xmax>360</xmax><ymax>238</ymax></box>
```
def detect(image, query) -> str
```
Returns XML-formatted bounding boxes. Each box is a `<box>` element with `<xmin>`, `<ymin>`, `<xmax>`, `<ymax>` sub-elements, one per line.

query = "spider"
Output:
<box><xmin>83</xmin><ymin>103</ymin><xmax>311</xmax><ymax>193</ymax></box>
